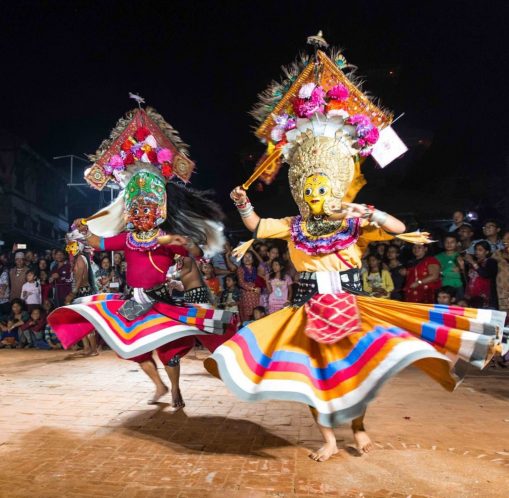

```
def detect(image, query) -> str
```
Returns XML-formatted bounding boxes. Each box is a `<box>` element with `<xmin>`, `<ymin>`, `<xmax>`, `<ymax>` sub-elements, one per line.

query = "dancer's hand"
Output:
<box><xmin>72</xmin><ymin>218</ymin><xmax>88</xmax><ymax>234</ymax></box>
<box><xmin>230</xmin><ymin>186</ymin><xmax>247</xmax><ymax>205</ymax></box>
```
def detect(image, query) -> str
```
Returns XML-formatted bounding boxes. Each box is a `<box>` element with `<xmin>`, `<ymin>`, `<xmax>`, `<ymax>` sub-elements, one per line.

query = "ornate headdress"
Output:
<box><xmin>246</xmin><ymin>33</ymin><xmax>400</xmax><ymax>217</ymax></box>
<box><xmin>84</xmin><ymin>105</ymin><xmax>194</xmax><ymax>190</ymax></box>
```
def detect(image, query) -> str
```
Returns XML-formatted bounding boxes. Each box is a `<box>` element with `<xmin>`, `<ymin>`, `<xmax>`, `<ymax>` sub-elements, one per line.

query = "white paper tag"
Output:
<box><xmin>316</xmin><ymin>271</ymin><xmax>343</xmax><ymax>294</ymax></box>
<box><xmin>372</xmin><ymin>126</ymin><xmax>408</xmax><ymax>168</ymax></box>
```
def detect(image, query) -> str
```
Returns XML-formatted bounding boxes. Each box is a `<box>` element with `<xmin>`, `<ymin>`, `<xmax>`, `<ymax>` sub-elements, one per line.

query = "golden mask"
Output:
<box><xmin>303</xmin><ymin>174</ymin><xmax>332</xmax><ymax>216</ymax></box>
<box><xmin>287</xmin><ymin>134</ymin><xmax>354</xmax><ymax>218</ymax></box>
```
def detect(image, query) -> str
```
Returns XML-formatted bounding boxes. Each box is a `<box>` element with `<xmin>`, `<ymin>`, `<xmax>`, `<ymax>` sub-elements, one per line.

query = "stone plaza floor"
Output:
<box><xmin>0</xmin><ymin>349</ymin><xmax>508</xmax><ymax>498</ymax></box>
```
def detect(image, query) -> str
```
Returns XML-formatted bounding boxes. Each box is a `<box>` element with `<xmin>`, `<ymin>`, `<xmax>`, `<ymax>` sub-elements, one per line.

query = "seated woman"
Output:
<box><xmin>0</xmin><ymin>299</ymin><xmax>29</xmax><ymax>348</ymax></box>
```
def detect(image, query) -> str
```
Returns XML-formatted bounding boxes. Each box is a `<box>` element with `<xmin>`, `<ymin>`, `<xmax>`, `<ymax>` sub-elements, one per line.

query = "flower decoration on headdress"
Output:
<box><xmin>85</xmin><ymin>106</ymin><xmax>195</xmax><ymax>190</ymax></box>
<box><xmin>104</xmin><ymin>130</ymin><xmax>176</xmax><ymax>180</ymax></box>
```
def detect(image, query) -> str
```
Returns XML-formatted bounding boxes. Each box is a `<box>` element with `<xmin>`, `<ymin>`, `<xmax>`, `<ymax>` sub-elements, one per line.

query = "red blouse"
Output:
<box><xmin>101</xmin><ymin>233</ymin><xmax>187</xmax><ymax>289</ymax></box>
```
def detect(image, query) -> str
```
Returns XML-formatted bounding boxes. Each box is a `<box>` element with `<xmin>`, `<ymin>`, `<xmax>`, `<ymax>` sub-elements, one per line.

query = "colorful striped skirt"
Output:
<box><xmin>205</xmin><ymin>296</ymin><xmax>505</xmax><ymax>427</ymax></box>
<box><xmin>48</xmin><ymin>293</ymin><xmax>233</xmax><ymax>359</ymax></box>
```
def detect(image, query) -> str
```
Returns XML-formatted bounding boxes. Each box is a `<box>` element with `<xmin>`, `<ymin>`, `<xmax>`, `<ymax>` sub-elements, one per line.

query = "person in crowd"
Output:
<box><xmin>457</xmin><ymin>223</ymin><xmax>475</xmax><ymax>252</ymax></box>
<box><xmin>385</xmin><ymin>244</ymin><xmax>406</xmax><ymax>300</ymax></box>
<box><xmin>44</xmin><ymin>323</ymin><xmax>62</xmax><ymax>350</ymax></box>
<box><xmin>266</xmin><ymin>258</ymin><xmax>293</xmax><ymax>313</ymax></box>
<box><xmin>448</xmin><ymin>210</ymin><xmax>465</xmax><ymax>232</ymax></box>
<box><xmin>237</xmin><ymin>251</ymin><xmax>263</xmax><ymax>322</ymax></box>
<box><xmin>459</xmin><ymin>240</ymin><xmax>498</xmax><ymax>309</ymax></box>
<box><xmin>374</xmin><ymin>242</ymin><xmax>388</xmax><ymax>260</ymax></box>
<box><xmin>49</xmin><ymin>249</ymin><xmax>59</xmax><ymax>271</ymax></box>
<box><xmin>253</xmin><ymin>244</ymin><xmax>279</xmax><ymax>309</ymax></box>
<box><xmin>492</xmin><ymin>231</ymin><xmax>509</xmax><ymax>315</ymax></box>
<box><xmin>19</xmin><ymin>307</ymin><xmax>46</xmax><ymax>348</ymax></box>
<box><xmin>21</xmin><ymin>270</ymin><xmax>42</xmax><ymax>311</ymax></box>
<box><xmin>49</xmin><ymin>249</ymin><xmax>72</xmax><ymax>307</ymax></box>
<box><xmin>456</xmin><ymin>298</ymin><xmax>469</xmax><ymax>308</ymax></box>
<box><xmin>436</xmin><ymin>286</ymin><xmax>456</xmax><ymax>306</ymax></box>
<box><xmin>218</xmin><ymin>273</ymin><xmax>241</xmax><ymax>314</ymax></box>
<box><xmin>38</xmin><ymin>270</ymin><xmax>52</xmax><ymax>302</ymax></box>
<box><xmin>362</xmin><ymin>254</ymin><xmax>394</xmax><ymax>298</ymax></box>
<box><xmin>37</xmin><ymin>258</ymin><xmax>49</xmax><ymax>276</ymax></box>
<box><xmin>435</xmin><ymin>234</ymin><xmax>464</xmax><ymax>299</ymax></box>
<box><xmin>112</xmin><ymin>252</ymin><xmax>126</xmax><ymax>292</ymax></box>
<box><xmin>95</xmin><ymin>256</ymin><xmax>115</xmax><ymax>293</ymax></box>
<box><xmin>200</xmin><ymin>261</ymin><xmax>222</xmax><ymax>303</ymax></box>
<box><xmin>42</xmin><ymin>298</ymin><xmax>54</xmax><ymax>316</ymax></box>
<box><xmin>0</xmin><ymin>298</ymin><xmax>29</xmax><ymax>348</ymax></box>
<box><xmin>242</xmin><ymin>305</ymin><xmax>267</xmax><ymax>327</ymax></box>
<box><xmin>9</xmin><ymin>252</ymin><xmax>29</xmax><ymax>300</ymax></box>
<box><xmin>403</xmin><ymin>244</ymin><xmax>442</xmax><ymax>303</ymax></box>
<box><xmin>24</xmin><ymin>250</ymin><xmax>37</xmax><ymax>273</ymax></box>
<box><xmin>468</xmin><ymin>219</ymin><xmax>504</xmax><ymax>254</ymax></box>
<box><xmin>0</xmin><ymin>254</ymin><xmax>10</xmax><ymax>317</ymax></box>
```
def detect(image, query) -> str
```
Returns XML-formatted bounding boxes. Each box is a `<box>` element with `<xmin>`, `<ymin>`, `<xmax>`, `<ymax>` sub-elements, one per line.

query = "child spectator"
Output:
<box><xmin>362</xmin><ymin>254</ymin><xmax>394</xmax><ymax>298</ymax></box>
<box><xmin>19</xmin><ymin>307</ymin><xmax>46</xmax><ymax>348</ymax></box>
<box><xmin>21</xmin><ymin>270</ymin><xmax>42</xmax><ymax>311</ymax></box>
<box><xmin>0</xmin><ymin>298</ymin><xmax>29</xmax><ymax>348</ymax></box>
<box><xmin>435</xmin><ymin>234</ymin><xmax>464</xmax><ymax>298</ymax></box>
<box><xmin>385</xmin><ymin>244</ymin><xmax>406</xmax><ymax>300</ymax></box>
<box><xmin>266</xmin><ymin>259</ymin><xmax>293</xmax><ymax>313</ymax></box>
<box><xmin>242</xmin><ymin>306</ymin><xmax>267</xmax><ymax>327</ymax></box>
<box><xmin>218</xmin><ymin>274</ymin><xmax>240</xmax><ymax>313</ymax></box>
<box><xmin>237</xmin><ymin>251</ymin><xmax>262</xmax><ymax>322</ymax></box>
<box><xmin>200</xmin><ymin>261</ymin><xmax>222</xmax><ymax>304</ymax></box>
<box><xmin>436</xmin><ymin>286</ymin><xmax>456</xmax><ymax>306</ymax></box>
<box><xmin>39</xmin><ymin>270</ymin><xmax>53</xmax><ymax>302</ymax></box>
<box><xmin>44</xmin><ymin>323</ymin><xmax>62</xmax><ymax>350</ymax></box>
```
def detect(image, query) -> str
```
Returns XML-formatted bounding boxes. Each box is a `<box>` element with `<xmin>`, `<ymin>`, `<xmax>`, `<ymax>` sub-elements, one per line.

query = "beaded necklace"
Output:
<box><xmin>126</xmin><ymin>228</ymin><xmax>165</xmax><ymax>252</ymax></box>
<box><xmin>290</xmin><ymin>215</ymin><xmax>361</xmax><ymax>256</ymax></box>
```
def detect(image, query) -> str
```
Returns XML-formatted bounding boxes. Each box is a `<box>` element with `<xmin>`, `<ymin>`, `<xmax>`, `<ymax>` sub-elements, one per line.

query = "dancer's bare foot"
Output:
<box><xmin>171</xmin><ymin>388</ymin><xmax>185</xmax><ymax>410</ymax></box>
<box><xmin>309</xmin><ymin>442</ymin><xmax>339</xmax><ymax>462</ymax></box>
<box><xmin>148</xmin><ymin>385</ymin><xmax>169</xmax><ymax>405</ymax></box>
<box><xmin>353</xmin><ymin>430</ymin><xmax>373</xmax><ymax>454</ymax></box>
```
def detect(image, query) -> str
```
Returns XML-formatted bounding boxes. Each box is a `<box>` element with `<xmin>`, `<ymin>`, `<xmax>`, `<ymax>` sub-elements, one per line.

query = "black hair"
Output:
<box><xmin>253</xmin><ymin>306</ymin><xmax>266</xmax><ymax>315</ymax></box>
<box><xmin>224</xmin><ymin>273</ymin><xmax>238</xmax><ymax>285</ymax></box>
<box><xmin>443</xmin><ymin>233</ymin><xmax>458</xmax><ymax>242</ymax></box>
<box><xmin>241</xmin><ymin>250</ymin><xmax>258</xmax><ymax>269</ymax></box>
<box><xmin>10</xmin><ymin>298</ymin><xmax>25</xmax><ymax>310</ymax></box>
<box><xmin>270</xmin><ymin>258</ymin><xmax>286</xmax><ymax>280</ymax></box>
<box><xmin>162</xmin><ymin>182</ymin><xmax>225</xmax><ymax>246</ymax></box>
<box><xmin>436</xmin><ymin>286</ymin><xmax>456</xmax><ymax>299</ymax></box>
<box><xmin>474</xmin><ymin>240</ymin><xmax>491</xmax><ymax>255</ymax></box>
<box><xmin>483</xmin><ymin>219</ymin><xmax>500</xmax><ymax>228</ymax></box>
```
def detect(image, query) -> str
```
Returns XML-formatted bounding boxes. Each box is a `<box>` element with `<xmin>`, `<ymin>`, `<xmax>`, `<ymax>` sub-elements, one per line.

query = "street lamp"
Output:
<box><xmin>53</xmin><ymin>154</ymin><xmax>90</xmax><ymax>186</ymax></box>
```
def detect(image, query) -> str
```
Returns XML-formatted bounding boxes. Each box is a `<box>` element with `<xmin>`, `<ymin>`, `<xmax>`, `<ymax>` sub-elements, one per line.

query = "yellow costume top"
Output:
<box><xmin>256</xmin><ymin>217</ymin><xmax>393</xmax><ymax>273</ymax></box>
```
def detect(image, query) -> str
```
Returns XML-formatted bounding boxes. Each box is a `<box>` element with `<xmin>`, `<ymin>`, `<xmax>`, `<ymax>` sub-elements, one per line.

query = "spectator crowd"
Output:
<box><xmin>1</xmin><ymin>209</ymin><xmax>508</xmax><ymax>356</ymax></box>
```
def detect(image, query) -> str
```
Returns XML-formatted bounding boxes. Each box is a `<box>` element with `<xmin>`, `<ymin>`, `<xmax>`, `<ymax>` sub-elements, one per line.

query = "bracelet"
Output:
<box><xmin>370</xmin><ymin>209</ymin><xmax>388</xmax><ymax>226</ymax></box>
<box><xmin>236</xmin><ymin>198</ymin><xmax>255</xmax><ymax>218</ymax></box>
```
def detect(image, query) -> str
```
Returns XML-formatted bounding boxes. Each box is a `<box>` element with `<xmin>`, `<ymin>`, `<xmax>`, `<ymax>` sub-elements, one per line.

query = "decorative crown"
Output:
<box><xmin>84</xmin><ymin>104</ymin><xmax>195</xmax><ymax>190</ymax></box>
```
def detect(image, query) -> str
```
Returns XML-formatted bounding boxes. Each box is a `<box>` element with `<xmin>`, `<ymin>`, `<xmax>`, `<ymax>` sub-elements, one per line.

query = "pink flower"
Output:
<box><xmin>157</xmin><ymin>148</ymin><xmax>174</xmax><ymax>164</ymax></box>
<box><xmin>109</xmin><ymin>154</ymin><xmax>124</xmax><ymax>168</ymax></box>
<box><xmin>348</xmin><ymin>114</ymin><xmax>371</xmax><ymax>127</ymax></box>
<box><xmin>134</xmin><ymin>148</ymin><xmax>144</xmax><ymax>160</ymax></box>
<box><xmin>293</xmin><ymin>87</ymin><xmax>326</xmax><ymax>118</ymax></box>
<box><xmin>364</xmin><ymin>126</ymin><xmax>380</xmax><ymax>145</ymax></box>
<box><xmin>327</xmin><ymin>84</ymin><xmax>349</xmax><ymax>101</ymax></box>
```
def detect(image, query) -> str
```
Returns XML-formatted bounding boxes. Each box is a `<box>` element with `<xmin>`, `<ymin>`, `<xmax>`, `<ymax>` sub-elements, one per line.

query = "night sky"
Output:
<box><xmin>2</xmin><ymin>0</ymin><xmax>508</xmax><ymax>221</ymax></box>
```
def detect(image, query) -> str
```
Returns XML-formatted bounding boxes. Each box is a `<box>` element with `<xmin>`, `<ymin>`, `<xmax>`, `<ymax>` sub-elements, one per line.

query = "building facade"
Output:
<box><xmin>0</xmin><ymin>133</ymin><xmax>69</xmax><ymax>251</ymax></box>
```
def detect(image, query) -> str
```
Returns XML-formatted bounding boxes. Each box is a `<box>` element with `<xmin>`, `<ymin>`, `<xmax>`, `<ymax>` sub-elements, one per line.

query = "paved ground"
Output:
<box><xmin>0</xmin><ymin>349</ymin><xmax>508</xmax><ymax>498</ymax></box>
